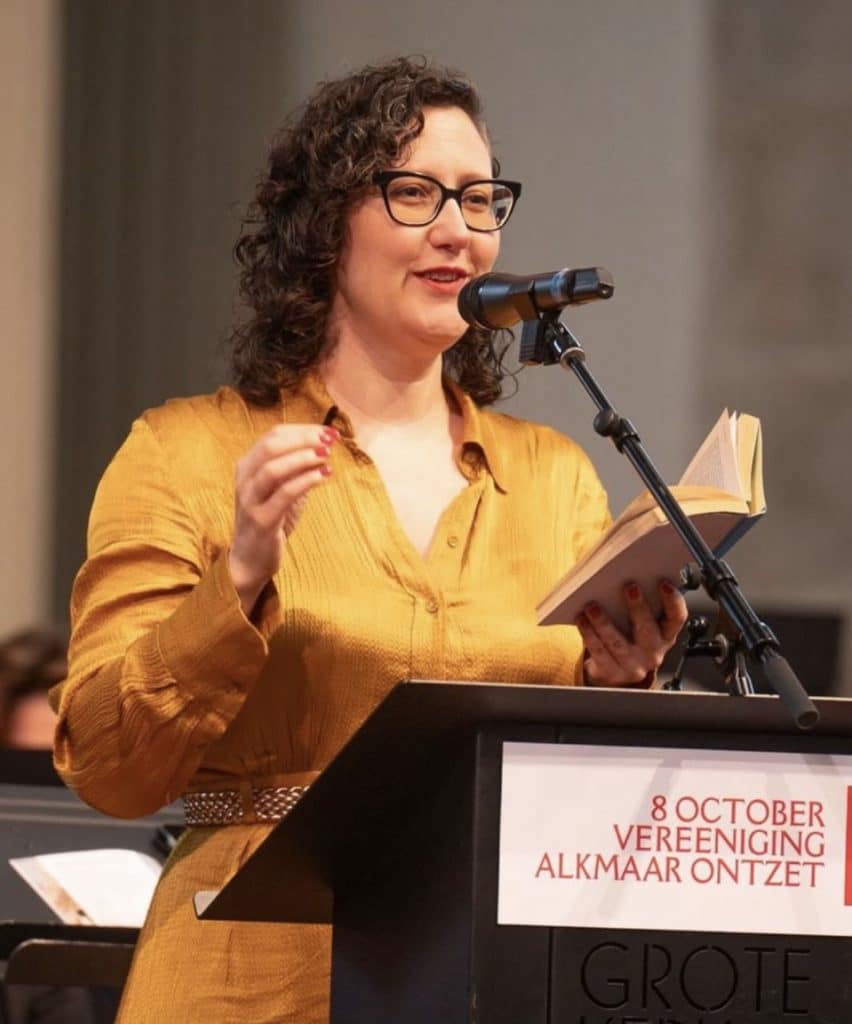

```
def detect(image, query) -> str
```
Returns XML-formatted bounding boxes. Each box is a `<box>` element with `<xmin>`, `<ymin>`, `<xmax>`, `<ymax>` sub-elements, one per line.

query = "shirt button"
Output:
<box><xmin>425</xmin><ymin>599</ymin><xmax>440</xmax><ymax>614</ymax></box>
<box><xmin>447</xmin><ymin>535</ymin><xmax>459</xmax><ymax>548</ymax></box>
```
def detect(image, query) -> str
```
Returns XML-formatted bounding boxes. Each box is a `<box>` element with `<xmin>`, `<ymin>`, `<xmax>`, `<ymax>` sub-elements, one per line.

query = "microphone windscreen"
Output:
<box><xmin>457</xmin><ymin>278</ymin><xmax>486</xmax><ymax>328</ymax></box>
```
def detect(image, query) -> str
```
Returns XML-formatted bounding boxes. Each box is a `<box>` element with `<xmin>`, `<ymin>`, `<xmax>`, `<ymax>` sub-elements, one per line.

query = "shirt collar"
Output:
<box><xmin>279</xmin><ymin>371</ymin><xmax>508</xmax><ymax>493</ymax></box>
<box><xmin>280</xmin><ymin>370</ymin><xmax>346</xmax><ymax>430</ymax></box>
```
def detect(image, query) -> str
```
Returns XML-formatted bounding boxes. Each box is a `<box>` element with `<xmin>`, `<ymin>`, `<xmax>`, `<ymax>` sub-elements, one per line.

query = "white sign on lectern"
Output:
<box><xmin>498</xmin><ymin>743</ymin><xmax>852</xmax><ymax>937</ymax></box>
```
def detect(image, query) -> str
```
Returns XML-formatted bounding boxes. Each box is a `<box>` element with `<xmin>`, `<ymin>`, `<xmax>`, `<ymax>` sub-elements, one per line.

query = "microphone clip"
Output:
<box><xmin>518</xmin><ymin>315</ymin><xmax>586</xmax><ymax>367</ymax></box>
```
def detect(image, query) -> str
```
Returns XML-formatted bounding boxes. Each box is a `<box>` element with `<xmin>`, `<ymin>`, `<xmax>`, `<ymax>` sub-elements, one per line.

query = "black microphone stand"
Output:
<box><xmin>519</xmin><ymin>313</ymin><xmax>818</xmax><ymax>730</ymax></box>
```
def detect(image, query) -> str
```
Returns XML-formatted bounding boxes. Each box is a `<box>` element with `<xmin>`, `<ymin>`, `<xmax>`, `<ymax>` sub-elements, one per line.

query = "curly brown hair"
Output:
<box><xmin>230</xmin><ymin>55</ymin><xmax>512</xmax><ymax>406</ymax></box>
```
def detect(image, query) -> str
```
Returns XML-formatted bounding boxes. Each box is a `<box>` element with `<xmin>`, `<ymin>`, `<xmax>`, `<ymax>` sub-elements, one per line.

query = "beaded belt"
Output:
<box><xmin>182</xmin><ymin>785</ymin><xmax>310</xmax><ymax>826</ymax></box>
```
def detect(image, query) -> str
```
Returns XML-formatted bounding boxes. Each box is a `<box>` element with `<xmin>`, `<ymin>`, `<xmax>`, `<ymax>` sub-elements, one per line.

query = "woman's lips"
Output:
<box><xmin>413</xmin><ymin>269</ymin><xmax>470</xmax><ymax>295</ymax></box>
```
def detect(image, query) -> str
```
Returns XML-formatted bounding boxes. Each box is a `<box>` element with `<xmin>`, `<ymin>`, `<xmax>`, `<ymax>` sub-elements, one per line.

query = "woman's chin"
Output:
<box><xmin>411</xmin><ymin>314</ymin><xmax>470</xmax><ymax>353</ymax></box>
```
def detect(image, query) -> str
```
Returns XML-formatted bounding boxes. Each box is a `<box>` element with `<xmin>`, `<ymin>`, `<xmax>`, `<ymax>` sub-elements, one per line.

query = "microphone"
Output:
<box><xmin>457</xmin><ymin>267</ymin><xmax>614</xmax><ymax>330</ymax></box>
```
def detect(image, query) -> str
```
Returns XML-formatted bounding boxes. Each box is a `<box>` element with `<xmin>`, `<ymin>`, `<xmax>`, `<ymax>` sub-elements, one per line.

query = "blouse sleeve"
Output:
<box><xmin>51</xmin><ymin>414</ymin><xmax>278</xmax><ymax>818</ymax></box>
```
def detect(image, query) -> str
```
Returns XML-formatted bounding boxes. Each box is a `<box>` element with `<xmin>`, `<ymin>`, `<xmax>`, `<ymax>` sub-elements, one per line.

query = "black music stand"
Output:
<box><xmin>0</xmin><ymin>923</ymin><xmax>136</xmax><ymax>987</ymax></box>
<box><xmin>0</xmin><ymin>749</ymin><xmax>180</xmax><ymax>993</ymax></box>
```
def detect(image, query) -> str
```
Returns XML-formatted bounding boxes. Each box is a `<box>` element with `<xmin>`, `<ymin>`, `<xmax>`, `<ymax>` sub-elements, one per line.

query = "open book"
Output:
<box><xmin>9</xmin><ymin>848</ymin><xmax>162</xmax><ymax>927</ymax></box>
<box><xmin>537</xmin><ymin>410</ymin><xmax>765</xmax><ymax>634</ymax></box>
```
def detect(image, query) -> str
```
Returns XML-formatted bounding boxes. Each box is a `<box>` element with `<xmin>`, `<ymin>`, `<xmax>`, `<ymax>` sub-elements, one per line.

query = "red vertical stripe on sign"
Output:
<box><xmin>846</xmin><ymin>787</ymin><xmax>852</xmax><ymax>906</ymax></box>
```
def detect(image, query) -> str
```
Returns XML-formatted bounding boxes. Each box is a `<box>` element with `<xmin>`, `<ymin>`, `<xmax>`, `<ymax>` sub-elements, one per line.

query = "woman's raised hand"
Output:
<box><xmin>228</xmin><ymin>424</ymin><xmax>339</xmax><ymax>614</ymax></box>
<box><xmin>576</xmin><ymin>580</ymin><xmax>688</xmax><ymax>688</ymax></box>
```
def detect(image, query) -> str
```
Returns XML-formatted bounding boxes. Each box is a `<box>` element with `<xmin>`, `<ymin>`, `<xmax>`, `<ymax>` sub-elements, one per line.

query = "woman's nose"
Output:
<box><xmin>428</xmin><ymin>197</ymin><xmax>471</xmax><ymax>247</ymax></box>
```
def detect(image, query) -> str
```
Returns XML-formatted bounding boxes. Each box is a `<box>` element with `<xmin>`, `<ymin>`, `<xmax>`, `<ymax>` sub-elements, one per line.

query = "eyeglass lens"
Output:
<box><xmin>384</xmin><ymin>176</ymin><xmax>514</xmax><ymax>230</ymax></box>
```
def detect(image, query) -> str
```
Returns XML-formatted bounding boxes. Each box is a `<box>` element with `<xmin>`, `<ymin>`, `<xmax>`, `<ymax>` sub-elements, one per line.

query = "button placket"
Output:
<box><xmin>408</xmin><ymin>586</ymin><xmax>446</xmax><ymax>681</ymax></box>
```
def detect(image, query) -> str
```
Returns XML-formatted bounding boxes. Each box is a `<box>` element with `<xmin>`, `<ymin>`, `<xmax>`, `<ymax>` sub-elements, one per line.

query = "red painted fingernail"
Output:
<box><xmin>314</xmin><ymin>445</ymin><xmax>330</xmax><ymax>458</ymax></box>
<box><xmin>321</xmin><ymin>428</ymin><xmax>339</xmax><ymax>444</ymax></box>
<box><xmin>587</xmin><ymin>603</ymin><xmax>602</xmax><ymax>620</ymax></box>
<box><xmin>661</xmin><ymin>581</ymin><xmax>675</xmax><ymax>595</ymax></box>
<box><xmin>627</xmin><ymin>583</ymin><xmax>640</xmax><ymax>600</ymax></box>
<box><xmin>319</xmin><ymin>464</ymin><xmax>333</xmax><ymax>478</ymax></box>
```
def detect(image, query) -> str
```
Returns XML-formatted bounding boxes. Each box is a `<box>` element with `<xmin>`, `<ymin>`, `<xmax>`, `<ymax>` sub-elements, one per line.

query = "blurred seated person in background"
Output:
<box><xmin>0</xmin><ymin>628</ymin><xmax>63</xmax><ymax>749</ymax></box>
<box><xmin>50</xmin><ymin>56</ymin><xmax>687</xmax><ymax>1023</ymax></box>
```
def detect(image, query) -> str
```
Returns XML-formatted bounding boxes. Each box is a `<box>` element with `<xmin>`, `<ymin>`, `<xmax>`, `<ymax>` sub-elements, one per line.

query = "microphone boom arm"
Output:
<box><xmin>526</xmin><ymin>314</ymin><xmax>818</xmax><ymax>730</ymax></box>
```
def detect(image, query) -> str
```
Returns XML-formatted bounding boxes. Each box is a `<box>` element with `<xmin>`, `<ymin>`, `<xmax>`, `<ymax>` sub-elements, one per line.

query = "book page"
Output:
<box><xmin>678</xmin><ymin>410</ymin><xmax>743</xmax><ymax>495</ymax></box>
<box><xmin>10</xmin><ymin>848</ymin><xmax>162</xmax><ymax>927</ymax></box>
<box><xmin>735</xmin><ymin>413</ymin><xmax>766</xmax><ymax>513</ymax></box>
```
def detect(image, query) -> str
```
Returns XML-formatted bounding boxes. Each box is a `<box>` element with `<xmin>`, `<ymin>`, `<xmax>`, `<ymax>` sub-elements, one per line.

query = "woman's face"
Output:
<box><xmin>331</xmin><ymin>106</ymin><xmax>500</xmax><ymax>364</ymax></box>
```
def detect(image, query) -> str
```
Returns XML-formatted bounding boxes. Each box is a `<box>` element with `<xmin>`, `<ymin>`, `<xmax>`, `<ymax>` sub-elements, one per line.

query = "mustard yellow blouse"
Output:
<box><xmin>52</xmin><ymin>372</ymin><xmax>610</xmax><ymax>1024</ymax></box>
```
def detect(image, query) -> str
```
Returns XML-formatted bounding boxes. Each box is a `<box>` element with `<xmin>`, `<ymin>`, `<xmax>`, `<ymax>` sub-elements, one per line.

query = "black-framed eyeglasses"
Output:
<box><xmin>372</xmin><ymin>171</ymin><xmax>522</xmax><ymax>232</ymax></box>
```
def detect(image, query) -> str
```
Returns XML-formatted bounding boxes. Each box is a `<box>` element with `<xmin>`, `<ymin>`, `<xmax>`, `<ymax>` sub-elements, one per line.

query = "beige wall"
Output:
<box><xmin>701</xmin><ymin>2</ymin><xmax>852</xmax><ymax>684</ymax></box>
<box><xmin>0</xmin><ymin>0</ymin><xmax>59</xmax><ymax>633</ymax></box>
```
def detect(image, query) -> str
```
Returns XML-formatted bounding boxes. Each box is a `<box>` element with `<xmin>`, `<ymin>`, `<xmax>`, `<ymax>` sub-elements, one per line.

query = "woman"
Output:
<box><xmin>51</xmin><ymin>57</ymin><xmax>686</xmax><ymax>1023</ymax></box>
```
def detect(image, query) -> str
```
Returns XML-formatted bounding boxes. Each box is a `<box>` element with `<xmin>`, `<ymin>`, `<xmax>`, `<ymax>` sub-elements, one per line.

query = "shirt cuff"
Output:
<box><xmin>154</xmin><ymin>550</ymin><xmax>281</xmax><ymax>707</ymax></box>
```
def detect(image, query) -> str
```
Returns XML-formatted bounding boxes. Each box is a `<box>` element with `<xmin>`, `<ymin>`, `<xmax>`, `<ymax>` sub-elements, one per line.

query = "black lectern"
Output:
<box><xmin>197</xmin><ymin>682</ymin><xmax>852</xmax><ymax>1023</ymax></box>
